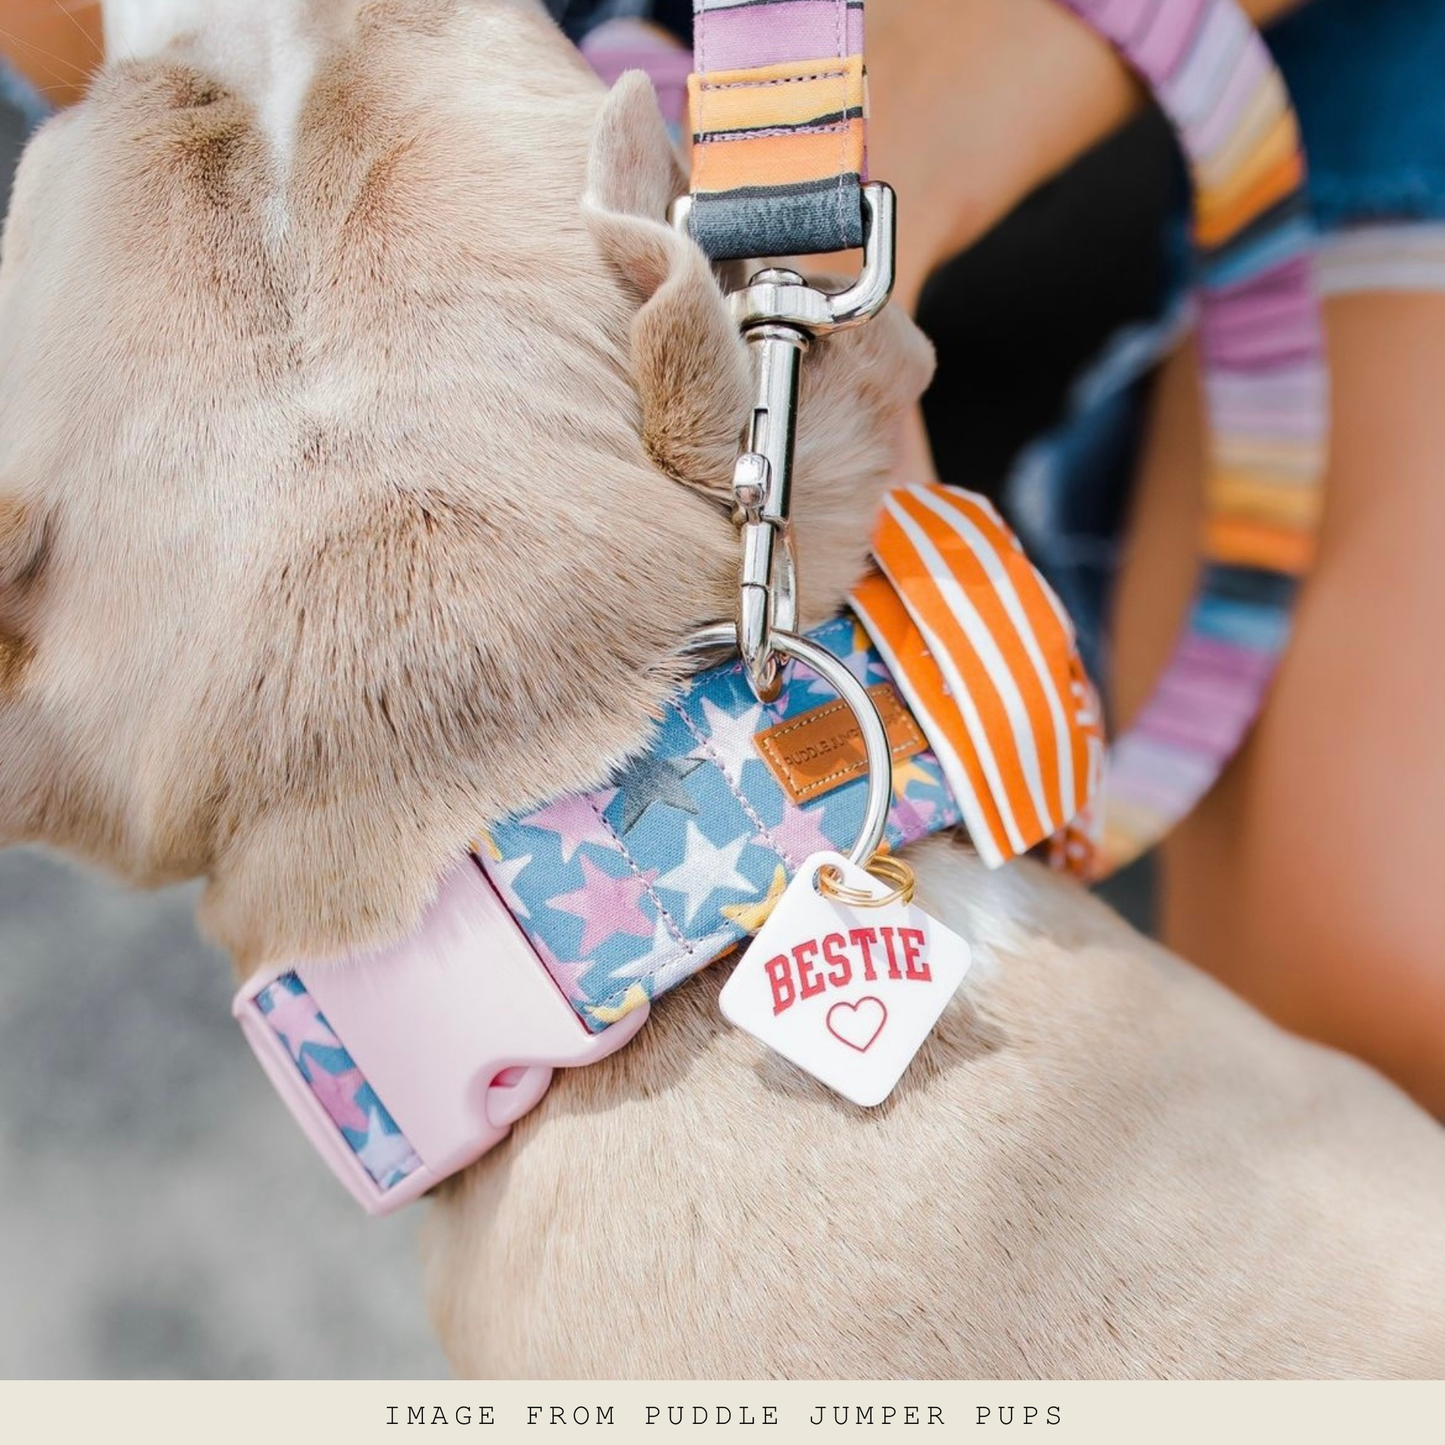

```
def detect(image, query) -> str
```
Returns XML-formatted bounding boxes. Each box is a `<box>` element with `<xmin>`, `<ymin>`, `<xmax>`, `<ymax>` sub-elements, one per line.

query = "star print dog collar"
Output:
<box><xmin>232</xmin><ymin>603</ymin><xmax>962</xmax><ymax>1215</ymax></box>
<box><xmin>232</xmin><ymin>613</ymin><xmax>945</xmax><ymax>1214</ymax></box>
<box><xmin>234</xmin><ymin>483</ymin><xmax>1104</xmax><ymax>1213</ymax></box>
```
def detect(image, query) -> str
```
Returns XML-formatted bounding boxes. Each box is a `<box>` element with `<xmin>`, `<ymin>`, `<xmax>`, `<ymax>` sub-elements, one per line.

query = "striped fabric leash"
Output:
<box><xmin>1049</xmin><ymin>0</ymin><xmax>1328</xmax><ymax>876</ymax></box>
<box><xmin>686</xmin><ymin>0</ymin><xmax>868</xmax><ymax>261</ymax></box>
<box><xmin>681</xmin><ymin>0</ymin><xmax>1105</xmax><ymax>872</ymax></box>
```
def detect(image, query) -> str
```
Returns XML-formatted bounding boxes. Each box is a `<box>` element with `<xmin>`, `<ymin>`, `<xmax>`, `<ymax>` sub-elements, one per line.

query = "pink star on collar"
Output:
<box><xmin>306</xmin><ymin>1062</ymin><xmax>372</xmax><ymax>1135</ymax></box>
<box><xmin>520</xmin><ymin>790</ymin><xmax>616</xmax><ymax>864</ymax></box>
<box><xmin>550</xmin><ymin>854</ymin><xmax>659</xmax><ymax>958</ymax></box>
<box><xmin>771</xmin><ymin>802</ymin><xmax>835</xmax><ymax>871</ymax></box>
<box><xmin>260</xmin><ymin>983</ymin><xmax>338</xmax><ymax>1060</ymax></box>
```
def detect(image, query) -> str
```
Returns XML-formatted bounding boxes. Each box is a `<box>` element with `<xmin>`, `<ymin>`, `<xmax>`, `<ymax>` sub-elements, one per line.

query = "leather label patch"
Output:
<box><xmin>754</xmin><ymin>684</ymin><xmax>926</xmax><ymax>805</ymax></box>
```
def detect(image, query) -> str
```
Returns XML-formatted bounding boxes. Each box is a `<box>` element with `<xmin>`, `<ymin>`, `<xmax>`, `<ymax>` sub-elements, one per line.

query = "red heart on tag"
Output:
<box><xmin>826</xmin><ymin>997</ymin><xmax>888</xmax><ymax>1053</ymax></box>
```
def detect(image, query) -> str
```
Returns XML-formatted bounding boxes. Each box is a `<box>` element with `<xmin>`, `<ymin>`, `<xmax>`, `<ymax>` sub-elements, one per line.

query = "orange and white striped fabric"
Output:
<box><xmin>852</xmin><ymin>484</ymin><xmax>1105</xmax><ymax>871</ymax></box>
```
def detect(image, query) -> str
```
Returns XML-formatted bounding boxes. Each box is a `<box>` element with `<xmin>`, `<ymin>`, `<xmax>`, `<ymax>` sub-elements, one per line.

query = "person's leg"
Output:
<box><xmin>1112</xmin><ymin>290</ymin><xmax>1445</xmax><ymax>1114</ymax></box>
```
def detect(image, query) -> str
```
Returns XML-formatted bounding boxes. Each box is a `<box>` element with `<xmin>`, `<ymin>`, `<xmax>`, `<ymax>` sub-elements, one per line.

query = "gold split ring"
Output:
<box><xmin>816</xmin><ymin>853</ymin><xmax>916</xmax><ymax>910</ymax></box>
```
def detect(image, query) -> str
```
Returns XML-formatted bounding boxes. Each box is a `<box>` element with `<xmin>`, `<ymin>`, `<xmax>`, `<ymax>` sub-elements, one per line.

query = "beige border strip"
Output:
<box><xmin>3</xmin><ymin>1379</ymin><xmax>1445</xmax><ymax>1444</ymax></box>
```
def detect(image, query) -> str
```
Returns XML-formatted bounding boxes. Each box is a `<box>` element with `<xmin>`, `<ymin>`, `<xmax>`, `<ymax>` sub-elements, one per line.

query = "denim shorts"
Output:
<box><xmin>1270</xmin><ymin>0</ymin><xmax>1445</xmax><ymax>229</ymax></box>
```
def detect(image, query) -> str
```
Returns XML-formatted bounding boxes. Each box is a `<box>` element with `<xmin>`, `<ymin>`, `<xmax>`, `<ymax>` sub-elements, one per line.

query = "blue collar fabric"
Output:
<box><xmin>477</xmin><ymin>614</ymin><xmax>965</xmax><ymax>1031</ymax></box>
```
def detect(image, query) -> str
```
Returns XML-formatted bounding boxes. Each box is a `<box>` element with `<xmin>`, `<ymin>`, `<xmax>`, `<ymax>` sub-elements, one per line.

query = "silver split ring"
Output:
<box><xmin>685</xmin><ymin>624</ymin><xmax>891</xmax><ymax>867</ymax></box>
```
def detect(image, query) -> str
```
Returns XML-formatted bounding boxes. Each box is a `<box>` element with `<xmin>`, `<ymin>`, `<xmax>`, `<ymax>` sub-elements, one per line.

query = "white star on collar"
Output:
<box><xmin>354</xmin><ymin>1106</ymin><xmax>421</xmax><ymax>1185</ymax></box>
<box><xmin>489</xmin><ymin>852</ymin><xmax>533</xmax><ymax>919</ymax></box>
<box><xmin>695</xmin><ymin>697</ymin><xmax>765</xmax><ymax>783</ymax></box>
<box><xmin>608</xmin><ymin>910</ymin><xmax>683</xmax><ymax>981</ymax></box>
<box><xmin>655</xmin><ymin>821</ymin><xmax>754</xmax><ymax>928</ymax></box>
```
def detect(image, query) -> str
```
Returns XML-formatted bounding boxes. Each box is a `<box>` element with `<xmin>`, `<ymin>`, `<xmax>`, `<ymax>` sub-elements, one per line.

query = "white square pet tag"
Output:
<box><xmin>718</xmin><ymin>851</ymin><xmax>972</xmax><ymax>1107</ymax></box>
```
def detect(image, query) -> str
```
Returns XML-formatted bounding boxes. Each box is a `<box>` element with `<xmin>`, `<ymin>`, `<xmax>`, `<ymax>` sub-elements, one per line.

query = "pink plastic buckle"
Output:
<box><xmin>233</xmin><ymin>858</ymin><xmax>648</xmax><ymax>1215</ymax></box>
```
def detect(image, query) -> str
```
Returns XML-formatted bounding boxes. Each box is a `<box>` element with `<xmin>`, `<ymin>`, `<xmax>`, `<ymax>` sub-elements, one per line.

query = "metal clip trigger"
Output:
<box><xmin>670</xmin><ymin>183</ymin><xmax>898</xmax><ymax>702</ymax></box>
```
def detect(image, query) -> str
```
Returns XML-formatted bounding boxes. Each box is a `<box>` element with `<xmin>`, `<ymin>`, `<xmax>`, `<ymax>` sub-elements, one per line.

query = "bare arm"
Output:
<box><xmin>866</xmin><ymin>0</ymin><xmax>1313</xmax><ymax>309</ymax></box>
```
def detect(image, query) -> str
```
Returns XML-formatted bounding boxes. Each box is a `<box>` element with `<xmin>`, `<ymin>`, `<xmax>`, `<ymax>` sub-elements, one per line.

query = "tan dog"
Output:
<box><xmin>2</xmin><ymin>0</ymin><xmax>1444</xmax><ymax>1378</ymax></box>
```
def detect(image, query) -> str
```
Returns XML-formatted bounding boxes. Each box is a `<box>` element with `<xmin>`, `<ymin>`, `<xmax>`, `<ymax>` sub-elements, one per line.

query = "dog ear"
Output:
<box><xmin>583</xmin><ymin>72</ymin><xmax>751</xmax><ymax>499</ymax></box>
<box><xmin>0</xmin><ymin>497</ymin><xmax>79</xmax><ymax>849</ymax></box>
<box><xmin>0</xmin><ymin>498</ymin><xmax>48</xmax><ymax>692</ymax></box>
<box><xmin>583</xmin><ymin>69</ymin><xmax>687</xmax><ymax>265</ymax></box>
<box><xmin>0</xmin><ymin>496</ymin><xmax>46</xmax><ymax>578</ymax></box>
<box><xmin>582</xmin><ymin>73</ymin><xmax>937</xmax><ymax>625</ymax></box>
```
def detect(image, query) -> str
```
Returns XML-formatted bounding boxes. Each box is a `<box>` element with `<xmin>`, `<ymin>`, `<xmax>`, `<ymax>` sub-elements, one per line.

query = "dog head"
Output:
<box><xmin>0</xmin><ymin>0</ymin><xmax>933</xmax><ymax>970</ymax></box>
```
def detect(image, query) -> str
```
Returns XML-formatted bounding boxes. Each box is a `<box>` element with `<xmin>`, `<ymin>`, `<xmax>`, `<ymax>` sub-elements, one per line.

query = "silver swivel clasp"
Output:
<box><xmin>729</xmin><ymin>306</ymin><xmax>804</xmax><ymax>702</ymax></box>
<box><xmin>674</xmin><ymin>182</ymin><xmax>898</xmax><ymax>702</ymax></box>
